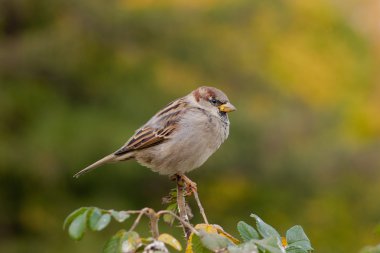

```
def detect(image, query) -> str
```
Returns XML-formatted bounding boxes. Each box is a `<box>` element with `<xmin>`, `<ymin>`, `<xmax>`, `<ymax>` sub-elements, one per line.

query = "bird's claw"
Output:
<box><xmin>183</xmin><ymin>177</ymin><xmax>197</xmax><ymax>196</ymax></box>
<box><xmin>173</xmin><ymin>174</ymin><xmax>197</xmax><ymax>196</ymax></box>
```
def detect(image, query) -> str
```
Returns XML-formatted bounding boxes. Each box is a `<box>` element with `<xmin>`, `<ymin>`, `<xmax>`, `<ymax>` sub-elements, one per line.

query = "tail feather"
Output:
<box><xmin>74</xmin><ymin>154</ymin><xmax>116</xmax><ymax>178</ymax></box>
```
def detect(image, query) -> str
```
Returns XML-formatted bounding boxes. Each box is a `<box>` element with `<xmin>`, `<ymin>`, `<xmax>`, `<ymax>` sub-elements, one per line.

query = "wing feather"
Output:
<box><xmin>114</xmin><ymin>99</ymin><xmax>188</xmax><ymax>156</ymax></box>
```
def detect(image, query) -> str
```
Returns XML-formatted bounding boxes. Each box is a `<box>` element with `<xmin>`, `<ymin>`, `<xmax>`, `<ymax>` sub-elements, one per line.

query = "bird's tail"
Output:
<box><xmin>73</xmin><ymin>154</ymin><xmax>116</xmax><ymax>178</ymax></box>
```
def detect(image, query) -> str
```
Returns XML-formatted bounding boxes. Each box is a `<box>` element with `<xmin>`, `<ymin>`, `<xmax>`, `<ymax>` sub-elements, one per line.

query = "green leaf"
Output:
<box><xmin>228</xmin><ymin>241</ymin><xmax>259</xmax><ymax>253</ymax></box>
<box><xmin>286</xmin><ymin>225</ymin><xmax>313</xmax><ymax>251</ymax></box>
<box><xmin>163</xmin><ymin>204</ymin><xmax>177</xmax><ymax>224</ymax></box>
<box><xmin>237</xmin><ymin>221</ymin><xmax>260</xmax><ymax>242</ymax></box>
<box><xmin>103</xmin><ymin>229</ymin><xmax>128</xmax><ymax>253</ymax></box>
<box><xmin>110</xmin><ymin>210</ymin><xmax>130</xmax><ymax>223</ymax></box>
<box><xmin>103</xmin><ymin>230</ymin><xmax>142</xmax><ymax>253</ymax></box>
<box><xmin>63</xmin><ymin>207</ymin><xmax>88</xmax><ymax>230</ymax></box>
<box><xmin>250</xmin><ymin>214</ymin><xmax>281</xmax><ymax>239</ymax></box>
<box><xmin>68</xmin><ymin>210</ymin><xmax>88</xmax><ymax>240</ymax></box>
<box><xmin>199</xmin><ymin>230</ymin><xmax>232</xmax><ymax>251</ymax></box>
<box><xmin>360</xmin><ymin>244</ymin><xmax>380</xmax><ymax>253</ymax></box>
<box><xmin>286</xmin><ymin>245</ymin><xmax>308</xmax><ymax>253</ymax></box>
<box><xmin>92</xmin><ymin>213</ymin><xmax>111</xmax><ymax>231</ymax></box>
<box><xmin>253</xmin><ymin>237</ymin><xmax>285</xmax><ymax>253</ymax></box>
<box><xmin>191</xmin><ymin>234</ymin><xmax>213</xmax><ymax>253</ymax></box>
<box><xmin>88</xmin><ymin>207</ymin><xmax>102</xmax><ymax>231</ymax></box>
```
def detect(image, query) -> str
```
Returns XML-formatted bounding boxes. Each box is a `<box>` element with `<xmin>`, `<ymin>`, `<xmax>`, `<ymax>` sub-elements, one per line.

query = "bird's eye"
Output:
<box><xmin>210</xmin><ymin>98</ymin><xmax>218</xmax><ymax>105</ymax></box>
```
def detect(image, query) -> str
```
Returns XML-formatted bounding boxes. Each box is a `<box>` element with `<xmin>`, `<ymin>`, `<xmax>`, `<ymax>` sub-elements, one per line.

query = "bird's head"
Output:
<box><xmin>192</xmin><ymin>86</ymin><xmax>236</xmax><ymax>117</ymax></box>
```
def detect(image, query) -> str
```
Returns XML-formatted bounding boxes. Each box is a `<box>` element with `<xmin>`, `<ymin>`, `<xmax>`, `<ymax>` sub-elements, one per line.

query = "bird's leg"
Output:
<box><xmin>180</xmin><ymin>174</ymin><xmax>197</xmax><ymax>196</ymax></box>
<box><xmin>175</xmin><ymin>175</ymin><xmax>192</xmax><ymax>238</ymax></box>
<box><xmin>176</xmin><ymin>174</ymin><xmax>209</xmax><ymax>224</ymax></box>
<box><xmin>170</xmin><ymin>174</ymin><xmax>196</xmax><ymax>196</ymax></box>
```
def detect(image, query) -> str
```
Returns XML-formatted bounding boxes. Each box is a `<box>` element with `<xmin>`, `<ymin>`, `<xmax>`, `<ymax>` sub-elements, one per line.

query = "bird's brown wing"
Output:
<box><xmin>113</xmin><ymin>125</ymin><xmax>176</xmax><ymax>156</ymax></box>
<box><xmin>114</xmin><ymin>98</ymin><xmax>187</xmax><ymax>157</ymax></box>
<box><xmin>74</xmin><ymin>99</ymin><xmax>188</xmax><ymax>178</ymax></box>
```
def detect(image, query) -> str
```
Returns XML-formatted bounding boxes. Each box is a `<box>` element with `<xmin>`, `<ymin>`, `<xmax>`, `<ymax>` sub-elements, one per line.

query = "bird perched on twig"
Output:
<box><xmin>74</xmin><ymin>86</ymin><xmax>236</xmax><ymax>179</ymax></box>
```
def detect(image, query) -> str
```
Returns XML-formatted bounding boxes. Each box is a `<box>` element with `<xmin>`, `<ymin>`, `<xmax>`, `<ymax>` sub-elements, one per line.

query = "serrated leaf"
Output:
<box><xmin>186</xmin><ymin>225</ymin><xmax>237</xmax><ymax>253</ymax></box>
<box><xmin>286</xmin><ymin>245</ymin><xmax>308</xmax><ymax>253</ymax></box>
<box><xmin>250</xmin><ymin>214</ymin><xmax>281</xmax><ymax>239</ymax></box>
<box><xmin>195</xmin><ymin>224</ymin><xmax>218</xmax><ymax>233</ymax></box>
<box><xmin>253</xmin><ymin>237</ymin><xmax>286</xmax><ymax>253</ymax></box>
<box><xmin>237</xmin><ymin>221</ymin><xmax>260</xmax><ymax>242</ymax></box>
<box><xmin>228</xmin><ymin>241</ymin><xmax>259</xmax><ymax>253</ymax></box>
<box><xmin>103</xmin><ymin>235</ymin><xmax>119</xmax><ymax>253</ymax></box>
<box><xmin>199</xmin><ymin>230</ymin><xmax>232</xmax><ymax>251</ymax></box>
<box><xmin>215</xmin><ymin>225</ymin><xmax>240</xmax><ymax>244</ymax></box>
<box><xmin>189</xmin><ymin>234</ymin><xmax>213</xmax><ymax>253</ymax></box>
<box><xmin>158</xmin><ymin>233</ymin><xmax>182</xmax><ymax>251</ymax></box>
<box><xmin>68</xmin><ymin>210</ymin><xmax>88</xmax><ymax>240</ymax></box>
<box><xmin>286</xmin><ymin>226</ymin><xmax>313</xmax><ymax>251</ymax></box>
<box><xmin>111</xmin><ymin>210</ymin><xmax>130</xmax><ymax>223</ymax></box>
<box><xmin>91</xmin><ymin>213</ymin><xmax>111</xmax><ymax>231</ymax></box>
<box><xmin>103</xmin><ymin>229</ymin><xmax>128</xmax><ymax>253</ymax></box>
<box><xmin>63</xmin><ymin>207</ymin><xmax>88</xmax><ymax>230</ymax></box>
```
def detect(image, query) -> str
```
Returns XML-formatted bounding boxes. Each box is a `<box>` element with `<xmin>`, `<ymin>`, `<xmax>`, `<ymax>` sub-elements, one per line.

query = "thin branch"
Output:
<box><xmin>179</xmin><ymin>174</ymin><xmax>209</xmax><ymax>224</ymax></box>
<box><xmin>192</xmin><ymin>189</ymin><xmax>209</xmax><ymax>224</ymax></box>
<box><xmin>126</xmin><ymin>207</ymin><xmax>198</xmax><ymax>239</ymax></box>
<box><xmin>157</xmin><ymin>210</ymin><xmax>199</xmax><ymax>236</ymax></box>
<box><xmin>125</xmin><ymin>209</ymin><xmax>150</xmax><ymax>214</ymax></box>
<box><xmin>128</xmin><ymin>207</ymin><xmax>150</xmax><ymax>232</ymax></box>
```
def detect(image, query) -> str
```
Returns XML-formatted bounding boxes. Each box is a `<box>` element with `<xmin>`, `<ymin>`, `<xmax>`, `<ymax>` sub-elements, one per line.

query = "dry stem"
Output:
<box><xmin>192</xmin><ymin>189</ymin><xmax>209</xmax><ymax>224</ymax></box>
<box><xmin>124</xmin><ymin>207</ymin><xmax>199</xmax><ymax>239</ymax></box>
<box><xmin>176</xmin><ymin>176</ymin><xmax>192</xmax><ymax>238</ymax></box>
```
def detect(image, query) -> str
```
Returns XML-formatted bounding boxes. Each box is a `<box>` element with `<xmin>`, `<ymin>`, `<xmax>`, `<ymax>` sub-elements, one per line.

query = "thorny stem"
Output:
<box><xmin>176</xmin><ymin>176</ymin><xmax>192</xmax><ymax>239</ymax></box>
<box><xmin>125</xmin><ymin>174</ymin><xmax>209</xmax><ymax>240</ymax></box>
<box><xmin>146</xmin><ymin>208</ymin><xmax>160</xmax><ymax>239</ymax></box>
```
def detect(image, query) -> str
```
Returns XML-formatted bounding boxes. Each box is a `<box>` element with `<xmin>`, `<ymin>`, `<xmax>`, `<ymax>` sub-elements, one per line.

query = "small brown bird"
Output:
<box><xmin>74</xmin><ymin>86</ymin><xmax>236</xmax><ymax>178</ymax></box>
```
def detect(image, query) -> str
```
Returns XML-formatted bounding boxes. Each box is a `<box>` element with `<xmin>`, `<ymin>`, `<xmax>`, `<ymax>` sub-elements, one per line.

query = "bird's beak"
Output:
<box><xmin>219</xmin><ymin>102</ymin><xmax>237</xmax><ymax>113</ymax></box>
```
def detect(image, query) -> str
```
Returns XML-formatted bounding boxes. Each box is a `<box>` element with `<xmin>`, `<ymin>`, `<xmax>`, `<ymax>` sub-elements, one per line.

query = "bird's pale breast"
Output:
<box><xmin>135</xmin><ymin>107</ymin><xmax>229</xmax><ymax>175</ymax></box>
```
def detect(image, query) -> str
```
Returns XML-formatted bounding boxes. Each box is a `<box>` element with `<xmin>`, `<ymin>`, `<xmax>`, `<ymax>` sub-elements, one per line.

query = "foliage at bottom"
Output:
<box><xmin>64</xmin><ymin>207</ymin><xmax>313</xmax><ymax>253</ymax></box>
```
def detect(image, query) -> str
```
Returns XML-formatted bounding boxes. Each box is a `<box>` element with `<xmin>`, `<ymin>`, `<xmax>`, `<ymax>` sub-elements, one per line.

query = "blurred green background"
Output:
<box><xmin>1</xmin><ymin>0</ymin><xmax>380</xmax><ymax>252</ymax></box>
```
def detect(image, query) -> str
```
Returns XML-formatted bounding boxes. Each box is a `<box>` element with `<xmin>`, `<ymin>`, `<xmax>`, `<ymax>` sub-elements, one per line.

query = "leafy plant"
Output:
<box><xmin>64</xmin><ymin>207</ymin><xmax>313</xmax><ymax>253</ymax></box>
<box><xmin>360</xmin><ymin>244</ymin><xmax>380</xmax><ymax>253</ymax></box>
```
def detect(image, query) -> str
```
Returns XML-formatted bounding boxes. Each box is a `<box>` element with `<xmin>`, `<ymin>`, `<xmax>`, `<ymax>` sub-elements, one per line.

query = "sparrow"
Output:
<box><xmin>73</xmin><ymin>86</ymin><xmax>236</xmax><ymax>178</ymax></box>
